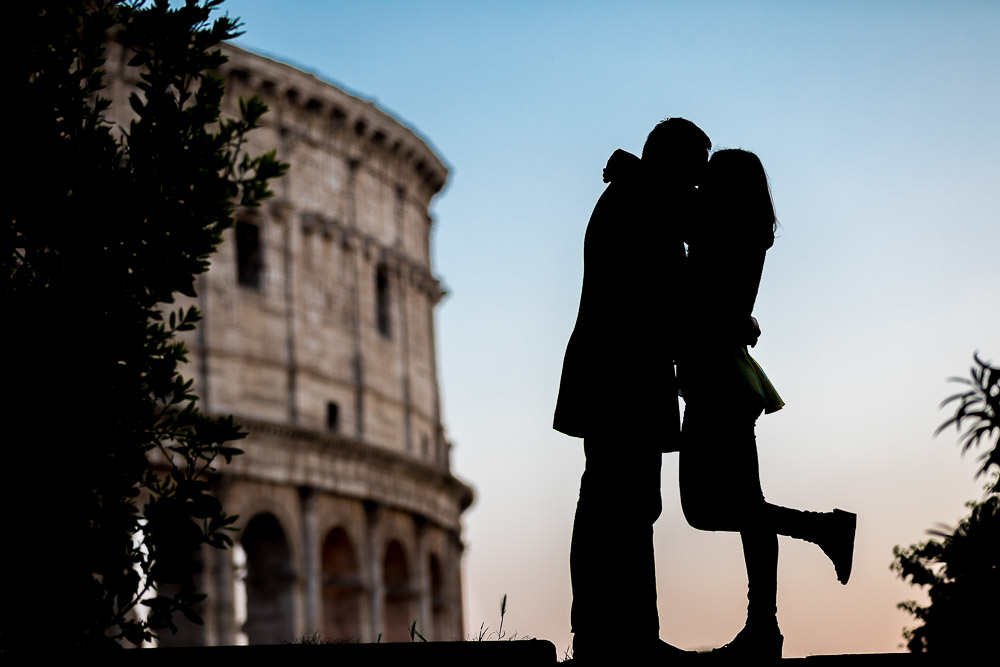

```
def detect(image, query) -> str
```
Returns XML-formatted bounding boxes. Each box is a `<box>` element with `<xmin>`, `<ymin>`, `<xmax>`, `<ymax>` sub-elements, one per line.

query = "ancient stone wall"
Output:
<box><xmin>105</xmin><ymin>42</ymin><xmax>472</xmax><ymax>645</ymax></box>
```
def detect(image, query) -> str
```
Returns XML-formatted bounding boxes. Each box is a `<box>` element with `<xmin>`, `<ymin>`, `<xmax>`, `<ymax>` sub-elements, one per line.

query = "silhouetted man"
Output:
<box><xmin>554</xmin><ymin>118</ymin><xmax>711</xmax><ymax>663</ymax></box>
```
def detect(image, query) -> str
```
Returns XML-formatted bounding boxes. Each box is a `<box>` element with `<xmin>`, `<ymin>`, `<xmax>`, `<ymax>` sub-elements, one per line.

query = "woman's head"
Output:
<box><xmin>702</xmin><ymin>149</ymin><xmax>777</xmax><ymax>249</ymax></box>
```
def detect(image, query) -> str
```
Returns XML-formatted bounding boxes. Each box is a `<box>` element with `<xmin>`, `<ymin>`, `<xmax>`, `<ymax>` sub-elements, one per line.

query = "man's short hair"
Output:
<box><xmin>641</xmin><ymin>118</ymin><xmax>711</xmax><ymax>163</ymax></box>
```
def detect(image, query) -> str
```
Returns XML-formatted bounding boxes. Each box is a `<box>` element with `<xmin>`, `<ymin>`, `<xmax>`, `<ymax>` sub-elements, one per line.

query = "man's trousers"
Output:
<box><xmin>570</xmin><ymin>436</ymin><xmax>662</xmax><ymax>639</ymax></box>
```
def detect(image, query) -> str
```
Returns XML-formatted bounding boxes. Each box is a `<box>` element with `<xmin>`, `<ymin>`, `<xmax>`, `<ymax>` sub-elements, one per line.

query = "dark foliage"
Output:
<box><xmin>2</xmin><ymin>0</ymin><xmax>285</xmax><ymax>650</ymax></box>
<box><xmin>936</xmin><ymin>353</ymin><xmax>1000</xmax><ymax>493</ymax></box>
<box><xmin>891</xmin><ymin>353</ymin><xmax>1000</xmax><ymax>655</ymax></box>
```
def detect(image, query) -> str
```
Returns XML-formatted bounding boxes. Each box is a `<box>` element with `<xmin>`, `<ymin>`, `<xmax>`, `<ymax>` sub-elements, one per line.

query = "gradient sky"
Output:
<box><xmin>220</xmin><ymin>1</ymin><xmax>999</xmax><ymax>657</ymax></box>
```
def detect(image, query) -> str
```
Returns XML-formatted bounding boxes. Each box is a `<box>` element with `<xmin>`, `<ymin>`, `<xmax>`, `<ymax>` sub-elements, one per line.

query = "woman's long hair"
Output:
<box><xmin>702</xmin><ymin>149</ymin><xmax>777</xmax><ymax>250</ymax></box>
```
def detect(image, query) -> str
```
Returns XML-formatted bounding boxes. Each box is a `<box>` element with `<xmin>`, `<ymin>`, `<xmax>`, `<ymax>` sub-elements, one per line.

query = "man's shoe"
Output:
<box><xmin>573</xmin><ymin>636</ymin><xmax>694</xmax><ymax>664</ymax></box>
<box><xmin>712</xmin><ymin>622</ymin><xmax>783</xmax><ymax>661</ymax></box>
<box><xmin>571</xmin><ymin>635</ymin><xmax>614</xmax><ymax>665</ymax></box>
<box><xmin>645</xmin><ymin>638</ymin><xmax>695</xmax><ymax>661</ymax></box>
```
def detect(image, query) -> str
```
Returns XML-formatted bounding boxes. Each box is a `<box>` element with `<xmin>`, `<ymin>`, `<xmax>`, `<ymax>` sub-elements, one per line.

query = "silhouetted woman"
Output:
<box><xmin>676</xmin><ymin>149</ymin><xmax>856</xmax><ymax>659</ymax></box>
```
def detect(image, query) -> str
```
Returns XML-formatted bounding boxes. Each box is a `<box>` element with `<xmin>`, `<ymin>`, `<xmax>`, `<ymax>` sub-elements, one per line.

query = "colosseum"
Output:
<box><xmin>108</xmin><ymin>43</ymin><xmax>474</xmax><ymax>645</ymax></box>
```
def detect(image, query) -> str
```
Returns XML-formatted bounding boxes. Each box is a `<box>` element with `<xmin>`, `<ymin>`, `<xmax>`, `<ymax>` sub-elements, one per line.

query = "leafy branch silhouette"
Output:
<box><xmin>891</xmin><ymin>352</ymin><xmax>999</xmax><ymax>655</ymax></box>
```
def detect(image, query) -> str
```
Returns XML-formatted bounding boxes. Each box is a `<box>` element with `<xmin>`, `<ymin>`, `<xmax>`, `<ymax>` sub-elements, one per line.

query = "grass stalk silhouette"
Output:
<box><xmin>289</xmin><ymin>594</ymin><xmax>528</xmax><ymax>644</ymax></box>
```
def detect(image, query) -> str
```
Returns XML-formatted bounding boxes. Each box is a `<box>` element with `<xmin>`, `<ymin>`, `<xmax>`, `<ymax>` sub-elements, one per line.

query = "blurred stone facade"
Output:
<box><xmin>106</xmin><ymin>43</ymin><xmax>473</xmax><ymax>645</ymax></box>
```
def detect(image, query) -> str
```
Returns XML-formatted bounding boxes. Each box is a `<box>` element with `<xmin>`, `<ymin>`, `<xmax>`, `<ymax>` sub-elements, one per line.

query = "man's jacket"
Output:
<box><xmin>553</xmin><ymin>170</ymin><xmax>687</xmax><ymax>450</ymax></box>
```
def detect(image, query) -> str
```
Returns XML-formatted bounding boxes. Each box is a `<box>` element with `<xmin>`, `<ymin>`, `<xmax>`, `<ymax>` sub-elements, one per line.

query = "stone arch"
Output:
<box><xmin>382</xmin><ymin>539</ymin><xmax>414</xmax><ymax>642</ymax></box>
<box><xmin>225</xmin><ymin>484</ymin><xmax>303</xmax><ymax>571</ymax></box>
<box><xmin>241</xmin><ymin>512</ymin><xmax>295</xmax><ymax>644</ymax></box>
<box><xmin>428</xmin><ymin>553</ymin><xmax>447</xmax><ymax>641</ymax></box>
<box><xmin>321</xmin><ymin>526</ymin><xmax>363</xmax><ymax>641</ymax></box>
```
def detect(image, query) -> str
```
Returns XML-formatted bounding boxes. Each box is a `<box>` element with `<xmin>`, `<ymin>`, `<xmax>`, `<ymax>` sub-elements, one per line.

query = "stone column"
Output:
<box><xmin>394</xmin><ymin>187</ymin><xmax>414</xmax><ymax>456</ymax></box>
<box><xmin>414</xmin><ymin>516</ymin><xmax>432</xmax><ymax>639</ymax></box>
<box><xmin>364</xmin><ymin>500</ymin><xmax>384</xmax><ymax>641</ymax></box>
<box><xmin>448</xmin><ymin>529</ymin><xmax>466</xmax><ymax>639</ymax></box>
<box><xmin>197</xmin><ymin>548</ymin><xmax>216</xmax><ymax>646</ymax></box>
<box><xmin>275</xmin><ymin>122</ymin><xmax>300</xmax><ymax>427</ymax></box>
<box><xmin>427</xmin><ymin>281</ymin><xmax>446</xmax><ymax>469</ymax></box>
<box><xmin>212</xmin><ymin>535</ymin><xmax>237</xmax><ymax>645</ymax></box>
<box><xmin>281</xmin><ymin>204</ymin><xmax>299</xmax><ymax>425</ymax></box>
<box><xmin>195</xmin><ymin>271</ymin><xmax>211</xmax><ymax>413</ymax></box>
<box><xmin>299</xmin><ymin>485</ymin><xmax>321</xmax><ymax>634</ymax></box>
<box><xmin>346</xmin><ymin>158</ymin><xmax>365</xmax><ymax>441</ymax></box>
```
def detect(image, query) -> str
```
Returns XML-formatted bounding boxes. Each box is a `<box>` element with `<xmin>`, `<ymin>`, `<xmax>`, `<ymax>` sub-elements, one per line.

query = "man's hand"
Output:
<box><xmin>746</xmin><ymin>316</ymin><xmax>761</xmax><ymax>348</ymax></box>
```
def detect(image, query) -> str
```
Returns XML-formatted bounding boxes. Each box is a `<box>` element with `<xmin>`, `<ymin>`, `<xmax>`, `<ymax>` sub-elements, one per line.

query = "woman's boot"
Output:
<box><xmin>714</xmin><ymin>530</ymin><xmax>783</xmax><ymax>659</ymax></box>
<box><xmin>815</xmin><ymin>509</ymin><xmax>857</xmax><ymax>584</ymax></box>
<box><xmin>712</xmin><ymin>619</ymin><xmax>784</xmax><ymax>660</ymax></box>
<box><xmin>769</xmin><ymin>505</ymin><xmax>857</xmax><ymax>584</ymax></box>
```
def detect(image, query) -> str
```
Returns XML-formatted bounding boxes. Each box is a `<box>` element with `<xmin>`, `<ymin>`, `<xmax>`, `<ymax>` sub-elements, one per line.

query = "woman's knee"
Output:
<box><xmin>680</xmin><ymin>493</ymin><xmax>732</xmax><ymax>532</ymax></box>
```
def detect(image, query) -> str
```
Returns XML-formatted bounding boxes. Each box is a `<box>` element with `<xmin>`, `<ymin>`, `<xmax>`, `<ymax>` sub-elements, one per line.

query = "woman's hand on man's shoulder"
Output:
<box><xmin>603</xmin><ymin>149</ymin><xmax>641</xmax><ymax>183</ymax></box>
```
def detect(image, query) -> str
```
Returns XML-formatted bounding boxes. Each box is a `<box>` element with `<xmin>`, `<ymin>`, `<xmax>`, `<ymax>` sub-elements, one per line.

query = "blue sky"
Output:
<box><xmin>221</xmin><ymin>1</ymin><xmax>1000</xmax><ymax>656</ymax></box>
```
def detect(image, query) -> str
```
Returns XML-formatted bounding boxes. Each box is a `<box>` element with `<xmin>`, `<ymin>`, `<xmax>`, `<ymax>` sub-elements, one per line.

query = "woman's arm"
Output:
<box><xmin>603</xmin><ymin>149</ymin><xmax>641</xmax><ymax>183</ymax></box>
<box><xmin>687</xmin><ymin>245</ymin><xmax>766</xmax><ymax>347</ymax></box>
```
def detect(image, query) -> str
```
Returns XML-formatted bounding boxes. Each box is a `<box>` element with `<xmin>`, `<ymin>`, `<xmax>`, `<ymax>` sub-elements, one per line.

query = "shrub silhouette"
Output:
<box><xmin>2</xmin><ymin>0</ymin><xmax>285</xmax><ymax>650</ymax></box>
<box><xmin>891</xmin><ymin>353</ymin><xmax>1000</xmax><ymax>655</ymax></box>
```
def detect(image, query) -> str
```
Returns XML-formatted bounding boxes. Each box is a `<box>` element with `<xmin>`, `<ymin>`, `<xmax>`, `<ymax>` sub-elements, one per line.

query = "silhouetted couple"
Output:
<box><xmin>554</xmin><ymin>118</ymin><xmax>857</xmax><ymax>663</ymax></box>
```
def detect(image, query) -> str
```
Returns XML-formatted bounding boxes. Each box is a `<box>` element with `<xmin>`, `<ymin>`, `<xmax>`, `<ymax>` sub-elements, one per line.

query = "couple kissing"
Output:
<box><xmin>554</xmin><ymin>118</ymin><xmax>857</xmax><ymax>663</ymax></box>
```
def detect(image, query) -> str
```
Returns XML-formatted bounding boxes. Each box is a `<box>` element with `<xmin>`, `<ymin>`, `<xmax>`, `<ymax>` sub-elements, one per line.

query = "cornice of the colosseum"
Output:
<box><xmin>190</xmin><ymin>344</ymin><xmax>444</xmax><ymax>427</ymax></box>
<box><xmin>220</xmin><ymin>43</ymin><xmax>448</xmax><ymax>199</ymax></box>
<box><xmin>221</xmin><ymin>416</ymin><xmax>474</xmax><ymax>530</ymax></box>
<box><xmin>298</xmin><ymin>210</ymin><xmax>446</xmax><ymax>302</ymax></box>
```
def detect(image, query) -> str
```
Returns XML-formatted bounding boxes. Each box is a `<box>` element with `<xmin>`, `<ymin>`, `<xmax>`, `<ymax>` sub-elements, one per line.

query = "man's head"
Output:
<box><xmin>641</xmin><ymin>118</ymin><xmax>711</xmax><ymax>187</ymax></box>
